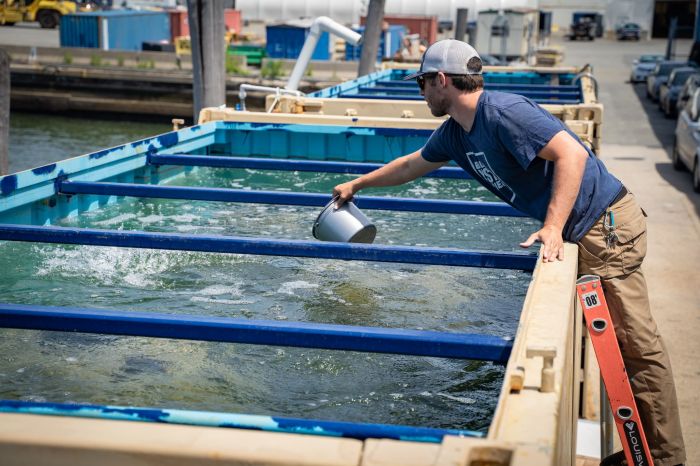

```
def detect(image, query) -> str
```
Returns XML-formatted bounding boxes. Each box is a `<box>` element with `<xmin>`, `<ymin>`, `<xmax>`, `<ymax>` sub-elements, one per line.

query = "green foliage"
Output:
<box><xmin>117</xmin><ymin>56</ymin><xmax>125</xmax><ymax>67</ymax></box>
<box><xmin>137</xmin><ymin>59</ymin><xmax>155</xmax><ymax>69</ymax></box>
<box><xmin>62</xmin><ymin>52</ymin><xmax>73</xmax><ymax>65</ymax></box>
<box><xmin>226</xmin><ymin>55</ymin><xmax>248</xmax><ymax>75</ymax></box>
<box><xmin>261</xmin><ymin>60</ymin><xmax>283</xmax><ymax>80</ymax></box>
<box><xmin>305</xmin><ymin>64</ymin><xmax>313</xmax><ymax>77</ymax></box>
<box><xmin>89</xmin><ymin>55</ymin><xmax>102</xmax><ymax>67</ymax></box>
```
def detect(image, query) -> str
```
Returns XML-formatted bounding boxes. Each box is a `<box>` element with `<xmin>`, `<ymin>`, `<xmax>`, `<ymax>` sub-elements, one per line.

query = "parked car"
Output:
<box><xmin>630</xmin><ymin>54</ymin><xmax>665</xmax><ymax>83</ymax></box>
<box><xmin>568</xmin><ymin>20</ymin><xmax>595</xmax><ymax>41</ymax></box>
<box><xmin>659</xmin><ymin>67</ymin><xmax>698</xmax><ymax>117</ymax></box>
<box><xmin>673</xmin><ymin>88</ymin><xmax>700</xmax><ymax>192</ymax></box>
<box><xmin>646</xmin><ymin>61</ymin><xmax>688</xmax><ymax>101</ymax></box>
<box><xmin>616</xmin><ymin>23</ymin><xmax>641</xmax><ymax>40</ymax></box>
<box><xmin>675</xmin><ymin>74</ymin><xmax>700</xmax><ymax>115</ymax></box>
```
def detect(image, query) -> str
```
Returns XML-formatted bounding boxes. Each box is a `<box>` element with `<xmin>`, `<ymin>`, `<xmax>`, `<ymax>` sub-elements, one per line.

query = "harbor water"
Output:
<box><xmin>1</xmin><ymin>112</ymin><xmax>539</xmax><ymax>432</ymax></box>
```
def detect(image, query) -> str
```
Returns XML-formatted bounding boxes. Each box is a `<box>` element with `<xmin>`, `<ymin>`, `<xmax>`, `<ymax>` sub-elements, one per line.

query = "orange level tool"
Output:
<box><xmin>576</xmin><ymin>275</ymin><xmax>653</xmax><ymax>466</ymax></box>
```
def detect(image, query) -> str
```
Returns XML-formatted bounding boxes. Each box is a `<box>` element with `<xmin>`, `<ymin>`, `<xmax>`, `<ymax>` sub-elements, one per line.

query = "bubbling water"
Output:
<box><xmin>0</xmin><ymin>166</ymin><xmax>536</xmax><ymax>431</ymax></box>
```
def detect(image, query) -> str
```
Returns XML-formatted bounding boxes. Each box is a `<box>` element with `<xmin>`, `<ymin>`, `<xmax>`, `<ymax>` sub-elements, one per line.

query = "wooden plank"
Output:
<box><xmin>199</xmin><ymin>107</ymin><xmax>442</xmax><ymax>129</ymax></box>
<box><xmin>488</xmin><ymin>244</ymin><xmax>580</xmax><ymax>466</ymax></box>
<box><xmin>0</xmin><ymin>413</ymin><xmax>363</xmax><ymax>466</ymax></box>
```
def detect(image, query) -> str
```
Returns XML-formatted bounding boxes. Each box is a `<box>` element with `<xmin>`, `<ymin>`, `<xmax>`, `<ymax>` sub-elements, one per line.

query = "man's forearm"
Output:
<box><xmin>351</xmin><ymin>151</ymin><xmax>444</xmax><ymax>191</ymax></box>
<box><xmin>333</xmin><ymin>151</ymin><xmax>446</xmax><ymax>205</ymax></box>
<box><xmin>352</xmin><ymin>155</ymin><xmax>416</xmax><ymax>190</ymax></box>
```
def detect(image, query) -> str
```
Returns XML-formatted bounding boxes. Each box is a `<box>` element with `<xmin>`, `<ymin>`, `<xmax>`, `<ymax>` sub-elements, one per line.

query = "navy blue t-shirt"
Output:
<box><xmin>421</xmin><ymin>91</ymin><xmax>622</xmax><ymax>242</ymax></box>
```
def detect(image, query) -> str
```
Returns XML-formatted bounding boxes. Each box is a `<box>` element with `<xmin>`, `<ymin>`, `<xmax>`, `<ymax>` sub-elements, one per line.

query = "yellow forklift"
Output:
<box><xmin>0</xmin><ymin>0</ymin><xmax>80</xmax><ymax>29</ymax></box>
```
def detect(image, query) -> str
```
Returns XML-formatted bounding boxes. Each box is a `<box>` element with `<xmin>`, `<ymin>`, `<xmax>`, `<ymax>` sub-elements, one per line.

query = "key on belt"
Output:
<box><xmin>604</xmin><ymin>209</ymin><xmax>618</xmax><ymax>248</ymax></box>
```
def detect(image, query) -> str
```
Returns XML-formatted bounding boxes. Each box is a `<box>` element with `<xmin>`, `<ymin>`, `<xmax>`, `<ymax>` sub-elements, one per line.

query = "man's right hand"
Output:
<box><xmin>332</xmin><ymin>181</ymin><xmax>358</xmax><ymax>208</ymax></box>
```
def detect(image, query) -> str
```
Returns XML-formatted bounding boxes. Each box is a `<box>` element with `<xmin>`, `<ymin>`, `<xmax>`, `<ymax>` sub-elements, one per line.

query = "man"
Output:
<box><xmin>332</xmin><ymin>39</ymin><xmax>685</xmax><ymax>466</ymax></box>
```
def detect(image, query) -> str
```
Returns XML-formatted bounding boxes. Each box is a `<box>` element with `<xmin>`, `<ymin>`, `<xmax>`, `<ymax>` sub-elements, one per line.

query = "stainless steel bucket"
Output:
<box><xmin>312</xmin><ymin>198</ymin><xmax>376</xmax><ymax>243</ymax></box>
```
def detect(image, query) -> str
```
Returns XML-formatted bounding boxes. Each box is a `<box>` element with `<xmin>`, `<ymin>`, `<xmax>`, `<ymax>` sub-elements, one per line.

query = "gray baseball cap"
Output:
<box><xmin>404</xmin><ymin>39</ymin><xmax>482</xmax><ymax>80</ymax></box>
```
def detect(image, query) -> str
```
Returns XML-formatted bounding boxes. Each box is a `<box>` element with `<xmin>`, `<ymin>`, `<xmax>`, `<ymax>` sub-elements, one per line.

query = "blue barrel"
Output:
<box><xmin>346</xmin><ymin>24</ymin><xmax>406</xmax><ymax>61</ymax></box>
<box><xmin>265</xmin><ymin>22</ymin><xmax>330</xmax><ymax>60</ymax></box>
<box><xmin>60</xmin><ymin>10</ymin><xmax>170</xmax><ymax>51</ymax></box>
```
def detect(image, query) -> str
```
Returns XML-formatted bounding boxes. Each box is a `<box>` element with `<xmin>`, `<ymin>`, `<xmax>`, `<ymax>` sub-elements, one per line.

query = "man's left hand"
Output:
<box><xmin>519</xmin><ymin>225</ymin><xmax>564</xmax><ymax>262</ymax></box>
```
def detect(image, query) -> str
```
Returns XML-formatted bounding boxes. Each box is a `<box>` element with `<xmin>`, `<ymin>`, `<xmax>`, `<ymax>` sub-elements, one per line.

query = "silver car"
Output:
<box><xmin>646</xmin><ymin>61</ymin><xmax>687</xmax><ymax>101</ymax></box>
<box><xmin>673</xmin><ymin>88</ymin><xmax>700</xmax><ymax>192</ymax></box>
<box><xmin>675</xmin><ymin>74</ymin><xmax>700</xmax><ymax>116</ymax></box>
<box><xmin>659</xmin><ymin>67</ymin><xmax>698</xmax><ymax>117</ymax></box>
<box><xmin>630</xmin><ymin>54</ymin><xmax>664</xmax><ymax>83</ymax></box>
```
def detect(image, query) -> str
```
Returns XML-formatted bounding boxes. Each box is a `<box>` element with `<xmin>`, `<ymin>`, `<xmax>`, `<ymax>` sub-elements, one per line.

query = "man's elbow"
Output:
<box><xmin>557</xmin><ymin>137</ymin><xmax>589</xmax><ymax>168</ymax></box>
<box><xmin>574</xmin><ymin>144</ymin><xmax>589</xmax><ymax>168</ymax></box>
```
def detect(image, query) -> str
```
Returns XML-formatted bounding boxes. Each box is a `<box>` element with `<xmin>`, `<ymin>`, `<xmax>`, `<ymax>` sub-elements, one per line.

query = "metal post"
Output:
<box><xmin>57</xmin><ymin>180</ymin><xmax>525</xmax><ymax>217</ymax></box>
<box><xmin>148</xmin><ymin>154</ymin><xmax>474</xmax><ymax>179</ymax></box>
<box><xmin>358</xmin><ymin>0</ymin><xmax>385</xmax><ymax>77</ymax></box>
<box><xmin>187</xmin><ymin>0</ymin><xmax>226</xmax><ymax>123</ymax></box>
<box><xmin>0</xmin><ymin>48</ymin><xmax>9</xmax><ymax>176</ymax></box>
<box><xmin>0</xmin><ymin>303</ymin><xmax>514</xmax><ymax>363</ymax></box>
<box><xmin>455</xmin><ymin>8</ymin><xmax>469</xmax><ymax>42</ymax></box>
<box><xmin>695</xmin><ymin>0</ymin><xmax>700</xmax><ymax>42</ymax></box>
<box><xmin>666</xmin><ymin>16</ymin><xmax>678</xmax><ymax>60</ymax></box>
<box><xmin>0</xmin><ymin>224</ymin><xmax>538</xmax><ymax>271</ymax></box>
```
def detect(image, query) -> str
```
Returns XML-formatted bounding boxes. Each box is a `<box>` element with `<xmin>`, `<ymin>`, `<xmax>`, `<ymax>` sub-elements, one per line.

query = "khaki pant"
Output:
<box><xmin>577</xmin><ymin>192</ymin><xmax>686</xmax><ymax>466</ymax></box>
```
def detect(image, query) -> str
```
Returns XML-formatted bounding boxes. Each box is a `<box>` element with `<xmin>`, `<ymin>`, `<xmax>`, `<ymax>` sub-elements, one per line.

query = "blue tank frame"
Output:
<box><xmin>307</xmin><ymin>68</ymin><xmax>583</xmax><ymax>105</ymax></box>
<box><xmin>0</xmin><ymin>119</ymin><xmax>536</xmax><ymax>443</ymax></box>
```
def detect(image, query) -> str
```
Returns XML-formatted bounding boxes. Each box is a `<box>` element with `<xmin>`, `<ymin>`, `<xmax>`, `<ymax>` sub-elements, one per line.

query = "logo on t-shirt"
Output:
<box><xmin>465</xmin><ymin>151</ymin><xmax>516</xmax><ymax>203</ymax></box>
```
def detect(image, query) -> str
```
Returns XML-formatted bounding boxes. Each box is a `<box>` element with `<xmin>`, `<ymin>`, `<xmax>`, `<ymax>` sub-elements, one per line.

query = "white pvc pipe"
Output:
<box><xmin>101</xmin><ymin>18</ymin><xmax>109</xmax><ymax>51</ymax></box>
<box><xmin>286</xmin><ymin>16</ymin><xmax>362</xmax><ymax>91</ymax></box>
<box><xmin>238</xmin><ymin>84</ymin><xmax>302</xmax><ymax>111</ymax></box>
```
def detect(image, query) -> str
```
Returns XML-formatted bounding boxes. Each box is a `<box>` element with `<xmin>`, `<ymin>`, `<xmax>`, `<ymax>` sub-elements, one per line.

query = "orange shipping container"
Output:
<box><xmin>360</xmin><ymin>14</ymin><xmax>437</xmax><ymax>45</ymax></box>
<box><xmin>169</xmin><ymin>9</ymin><xmax>242</xmax><ymax>42</ymax></box>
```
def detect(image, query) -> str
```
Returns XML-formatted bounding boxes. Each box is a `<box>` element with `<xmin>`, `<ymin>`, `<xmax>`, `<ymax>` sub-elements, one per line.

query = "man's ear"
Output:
<box><xmin>438</xmin><ymin>72</ymin><xmax>448</xmax><ymax>87</ymax></box>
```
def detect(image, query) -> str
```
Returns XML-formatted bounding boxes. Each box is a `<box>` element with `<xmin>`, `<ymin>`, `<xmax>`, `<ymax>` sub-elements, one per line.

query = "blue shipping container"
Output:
<box><xmin>60</xmin><ymin>10</ymin><xmax>170</xmax><ymax>51</ymax></box>
<box><xmin>346</xmin><ymin>25</ymin><xmax>406</xmax><ymax>61</ymax></box>
<box><xmin>266</xmin><ymin>22</ymin><xmax>330</xmax><ymax>60</ymax></box>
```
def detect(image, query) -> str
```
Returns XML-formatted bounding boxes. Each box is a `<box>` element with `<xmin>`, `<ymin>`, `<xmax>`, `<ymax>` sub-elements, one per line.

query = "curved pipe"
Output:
<box><xmin>238</xmin><ymin>84</ymin><xmax>301</xmax><ymax>112</ymax></box>
<box><xmin>573</xmin><ymin>65</ymin><xmax>598</xmax><ymax>100</ymax></box>
<box><xmin>286</xmin><ymin>16</ymin><xmax>362</xmax><ymax>91</ymax></box>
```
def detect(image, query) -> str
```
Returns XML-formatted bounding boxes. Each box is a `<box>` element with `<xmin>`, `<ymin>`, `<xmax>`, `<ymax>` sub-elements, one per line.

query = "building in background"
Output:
<box><xmin>235</xmin><ymin>0</ymin><xmax>692</xmax><ymax>41</ymax></box>
<box><xmin>234</xmin><ymin>0</ymin><xmax>538</xmax><ymax>28</ymax></box>
<box><xmin>650</xmin><ymin>0</ymin><xmax>696</xmax><ymax>38</ymax></box>
<box><xmin>540</xmin><ymin>0</ymin><xmax>694</xmax><ymax>39</ymax></box>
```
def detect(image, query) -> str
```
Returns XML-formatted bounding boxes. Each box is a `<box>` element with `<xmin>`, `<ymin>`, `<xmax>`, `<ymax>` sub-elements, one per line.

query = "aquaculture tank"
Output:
<box><xmin>0</xmin><ymin>120</ymin><xmax>583</xmax><ymax>465</ymax></box>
